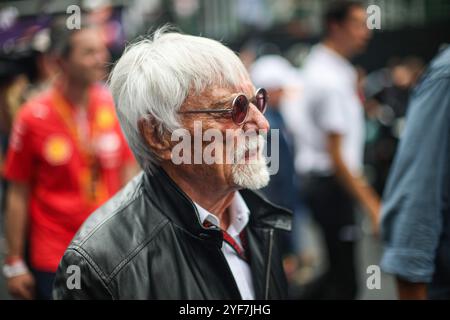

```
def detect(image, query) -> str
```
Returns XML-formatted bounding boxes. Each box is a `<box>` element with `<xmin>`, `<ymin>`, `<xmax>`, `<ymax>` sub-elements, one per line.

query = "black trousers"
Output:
<box><xmin>31</xmin><ymin>268</ymin><xmax>56</xmax><ymax>300</ymax></box>
<box><xmin>301</xmin><ymin>175</ymin><xmax>358</xmax><ymax>300</ymax></box>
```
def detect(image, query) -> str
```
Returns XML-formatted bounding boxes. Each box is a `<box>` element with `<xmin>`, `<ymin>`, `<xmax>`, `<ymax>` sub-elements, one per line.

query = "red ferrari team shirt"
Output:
<box><xmin>3</xmin><ymin>83</ymin><xmax>134</xmax><ymax>272</ymax></box>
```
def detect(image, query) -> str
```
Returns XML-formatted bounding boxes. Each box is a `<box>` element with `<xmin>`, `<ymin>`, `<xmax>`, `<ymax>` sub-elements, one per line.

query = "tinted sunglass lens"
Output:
<box><xmin>232</xmin><ymin>94</ymin><xmax>249</xmax><ymax>124</ymax></box>
<box><xmin>255</xmin><ymin>88</ymin><xmax>267</xmax><ymax>114</ymax></box>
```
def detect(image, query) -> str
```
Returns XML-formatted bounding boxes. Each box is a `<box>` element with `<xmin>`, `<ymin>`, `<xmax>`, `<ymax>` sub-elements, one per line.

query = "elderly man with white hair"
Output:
<box><xmin>52</xmin><ymin>28</ymin><xmax>291</xmax><ymax>300</ymax></box>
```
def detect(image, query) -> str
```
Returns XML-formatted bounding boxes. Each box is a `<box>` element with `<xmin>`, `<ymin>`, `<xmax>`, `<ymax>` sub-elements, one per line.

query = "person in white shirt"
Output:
<box><xmin>285</xmin><ymin>0</ymin><xmax>380</xmax><ymax>299</ymax></box>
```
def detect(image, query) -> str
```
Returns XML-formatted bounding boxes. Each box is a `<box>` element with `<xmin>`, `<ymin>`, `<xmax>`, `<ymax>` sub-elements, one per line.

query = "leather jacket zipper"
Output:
<box><xmin>264</xmin><ymin>228</ymin><xmax>274</xmax><ymax>300</ymax></box>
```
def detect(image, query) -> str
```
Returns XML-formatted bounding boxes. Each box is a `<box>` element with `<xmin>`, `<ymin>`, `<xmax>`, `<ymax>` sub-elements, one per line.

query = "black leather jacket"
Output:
<box><xmin>52</xmin><ymin>168</ymin><xmax>292</xmax><ymax>300</ymax></box>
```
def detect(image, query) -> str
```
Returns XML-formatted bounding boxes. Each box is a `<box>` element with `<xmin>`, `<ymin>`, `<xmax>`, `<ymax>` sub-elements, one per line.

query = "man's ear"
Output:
<box><xmin>138</xmin><ymin>117</ymin><xmax>172</xmax><ymax>160</ymax></box>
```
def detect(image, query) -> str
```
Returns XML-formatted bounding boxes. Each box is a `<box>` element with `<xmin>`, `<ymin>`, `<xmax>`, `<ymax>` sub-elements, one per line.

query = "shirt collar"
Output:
<box><xmin>194</xmin><ymin>191</ymin><xmax>250</xmax><ymax>237</ymax></box>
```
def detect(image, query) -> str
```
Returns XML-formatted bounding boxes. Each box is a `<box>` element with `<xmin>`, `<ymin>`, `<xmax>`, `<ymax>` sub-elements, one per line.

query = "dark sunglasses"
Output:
<box><xmin>178</xmin><ymin>88</ymin><xmax>268</xmax><ymax>125</ymax></box>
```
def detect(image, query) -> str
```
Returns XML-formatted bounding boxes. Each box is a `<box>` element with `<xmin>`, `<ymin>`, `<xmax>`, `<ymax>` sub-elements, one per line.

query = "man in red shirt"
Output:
<box><xmin>2</xmin><ymin>19</ymin><xmax>137</xmax><ymax>300</ymax></box>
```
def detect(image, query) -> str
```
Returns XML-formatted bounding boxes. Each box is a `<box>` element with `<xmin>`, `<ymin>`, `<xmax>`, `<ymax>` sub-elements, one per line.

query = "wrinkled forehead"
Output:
<box><xmin>212</xmin><ymin>80</ymin><xmax>256</xmax><ymax>101</ymax></box>
<box><xmin>185</xmin><ymin>79</ymin><xmax>256</xmax><ymax>106</ymax></box>
<box><xmin>233</xmin><ymin>80</ymin><xmax>256</xmax><ymax>96</ymax></box>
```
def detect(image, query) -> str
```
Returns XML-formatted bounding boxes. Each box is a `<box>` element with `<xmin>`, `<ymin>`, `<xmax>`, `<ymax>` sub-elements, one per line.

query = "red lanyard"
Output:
<box><xmin>51</xmin><ymin>89</ymin><xmax>106</xmax><ymax>203</ymax></box>
<box><xmin>203</xmin><ymin>221</ymin><xmax>248</xmax><ymax>262</ymax></box>
<box><xmin>51</xmin><ymin>89</ymin><xmax>94</xmax><ymax>162</ymax></box>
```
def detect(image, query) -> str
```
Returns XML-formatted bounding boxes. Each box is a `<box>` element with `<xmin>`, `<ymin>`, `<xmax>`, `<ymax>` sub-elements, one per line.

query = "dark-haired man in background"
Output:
<box><xmin>1</xmin><ymin>19</ymin><xmax>136</xmax><ymax>300</ymax></box>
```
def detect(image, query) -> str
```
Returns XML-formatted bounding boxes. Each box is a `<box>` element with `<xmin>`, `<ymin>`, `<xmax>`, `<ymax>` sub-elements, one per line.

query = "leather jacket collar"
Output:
<box><xmin>142</xmin><ymin>167</ymin><xmax>292</xmax><ymax>243</ymax></box>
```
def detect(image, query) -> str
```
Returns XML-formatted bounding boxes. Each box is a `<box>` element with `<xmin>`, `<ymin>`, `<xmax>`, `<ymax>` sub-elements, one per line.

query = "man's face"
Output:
<box><xmin>62</xmin><ymin>28</ymin><xmax>110</xmax><ymax>85</ymax></box>
<box><xmin>171</xmin><ymin>81</ymin><xmax>271</xmax><ymax>190</ymax></box>
<box><xmin>337</xmin><ymin>6</ymin><xmax>372</xmax><ymax>55</ymax></box>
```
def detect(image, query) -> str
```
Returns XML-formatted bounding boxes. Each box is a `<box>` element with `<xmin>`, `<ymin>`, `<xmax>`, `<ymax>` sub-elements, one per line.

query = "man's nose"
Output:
<box><xmin>243</xmin><ymin>103</ymin><xmax>270</xmax><ymax>132</ymax></box>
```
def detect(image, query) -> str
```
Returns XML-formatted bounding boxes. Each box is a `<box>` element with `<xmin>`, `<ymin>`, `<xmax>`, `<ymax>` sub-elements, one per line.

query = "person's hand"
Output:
<box><xmin>365</xmin><ymin>196</ymin><xmax>381</xmax><ymax>237</ymax></box>
<box><xmin>397</xmin><ymin>278</ymin><xmax>427</xmax><ymax>300</ymax></box>
<box><xmin>7</xmin><ymin>272</ymin><xmax>36</xmax><ymax>300</ymax></box>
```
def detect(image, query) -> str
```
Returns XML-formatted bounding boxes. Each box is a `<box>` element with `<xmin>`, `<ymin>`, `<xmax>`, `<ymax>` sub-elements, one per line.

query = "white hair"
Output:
<box><xmin>108</xmin><ymin>26</ymin><xmax>251</xmax><ymax>173</ymax></box>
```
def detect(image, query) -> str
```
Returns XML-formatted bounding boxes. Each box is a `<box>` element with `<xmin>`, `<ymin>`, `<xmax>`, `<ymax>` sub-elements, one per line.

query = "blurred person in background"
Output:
<box><xmin>366</xmin><ymin>57</ymin><xmax>425</xmax><ymax>121</ymax></box>
<box><xmin>21</xmin><ymin>28</ymin><xmax>57</xmax><ymax>100</ymax></box>
<box><xmin>83</xmin><ymin>0</ymin><xmax>126</xmax><ymax>61</ymax></box>
<box><xmin>0</xmin><ymin>30</ymin><xmax>54</xmax><ymax>217</ymax></box>
<box><xmin>363</xmin><ymin>57</ymin><xmax>424</xmax><ymax>195</ymax></box>
<box><xmin>250</xmin><ymin>55</ymin><xmax>298</xmax><ymax>278</ymax></box>
<box><xmin>1</xmin><ymin>18</ymin><xmax>137</xmax><ymax>300</ymax></box>
<box><xmin>381</xmin><ymin>45</ymin><xmax>450</xmax><ymax>300</ymax></box>
<box><xmin>287</xmin><ymin>0</ymin><xmax>380</xmax><ymax>299</ymax></box>
<box><xmin>0</xmin><ymin>55</ymin><xmax>27</xmax><ymax>216</ymax></box>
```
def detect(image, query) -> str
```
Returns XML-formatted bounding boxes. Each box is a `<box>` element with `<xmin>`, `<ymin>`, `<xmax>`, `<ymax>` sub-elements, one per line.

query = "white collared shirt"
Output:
<box><xmin>194</xmin><ymin>192</ymin><xmax>255</xmax><ymax>300</ymax></box>
<box><xmin>284</xmin><ymin>43</ymin><xmax>365</xmax><ymax>176</ymax></box>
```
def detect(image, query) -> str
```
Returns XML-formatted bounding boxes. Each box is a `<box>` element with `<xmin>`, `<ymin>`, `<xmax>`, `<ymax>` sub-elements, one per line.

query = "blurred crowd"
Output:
<box><xmin>0</xmin><ymin>0</ymin><xmax>449</xmax><ymax>300</ymax></box>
